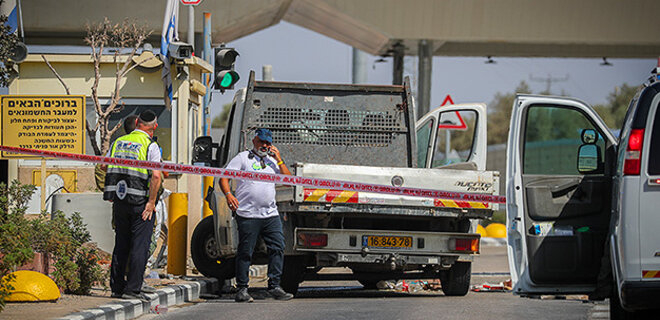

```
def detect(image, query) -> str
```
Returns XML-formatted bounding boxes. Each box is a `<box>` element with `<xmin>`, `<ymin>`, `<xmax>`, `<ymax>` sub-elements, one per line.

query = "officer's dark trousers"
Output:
<box><xmin>110</xmin><ymin>201</ymin><xmax>154</xmax><ymax>295</ymax></box>
<box><xmin>235</xmin><ymin>215</ymin><xmax>285</xmax><ymax>289</ymax></box>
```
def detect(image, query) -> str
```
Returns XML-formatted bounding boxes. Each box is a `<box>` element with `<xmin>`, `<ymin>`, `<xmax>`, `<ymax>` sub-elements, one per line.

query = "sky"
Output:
<box><xmin>209</xmin><ymin>21</ymin><xmax>656</xmax><ymax>119</ymax></box>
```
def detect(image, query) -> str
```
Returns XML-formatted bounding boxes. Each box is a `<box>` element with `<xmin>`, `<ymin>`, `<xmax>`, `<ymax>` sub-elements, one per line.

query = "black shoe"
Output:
<box><xmin>111</xmin><ymin>292</ymin><xmax>122</xmax><ymax>298</ymax></box>
<box><xmin>267</xmin><ymin>287</ymin><xmax>294</xmax><ymax>301</ymax></box>
<box><xmin>141</xmin><ymin>285</ymin><xmax>157</xmax><ymax>293</ymax></box>
<box><xmin>121</xmin><ymin>292</ymin><xmax>150</xmax><ymax>301</ymax></box>
<box><xmin>235</xmin><ymin>287</ymin><xmax>254</xmax><ymax>303</ymax></box>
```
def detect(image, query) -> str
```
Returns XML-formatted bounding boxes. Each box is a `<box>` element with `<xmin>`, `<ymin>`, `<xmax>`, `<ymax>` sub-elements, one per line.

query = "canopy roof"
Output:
<box><xmin>19</xmin><ymin>0</ymin><xmax>660</xmax><ymax>58</ymax></box>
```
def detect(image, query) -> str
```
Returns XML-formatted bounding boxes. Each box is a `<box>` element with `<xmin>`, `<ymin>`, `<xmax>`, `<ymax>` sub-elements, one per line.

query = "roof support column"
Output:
<box><xmin>392</xmin><ymin>42</ymin><xmax>404</xmax><ymax>85</ymax></box>
<box><xmin>352</xmin><ymin>47</ymin><xmax>367</xmax><ymax>84</ymax></box>
<box><xmin>417</xmin><ymin>39</ymin><xmax>432</xmax><ymax>119</ymax></box>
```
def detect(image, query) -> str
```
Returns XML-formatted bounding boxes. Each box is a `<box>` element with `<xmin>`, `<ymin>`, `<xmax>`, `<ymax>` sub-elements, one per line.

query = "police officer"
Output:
<box><xmin>219</xmin><ymin>128</ymin><xmax>294</xmax><ymax>302</ymax></box>
<box><xmin>104</xmin><ymin>110</ymin><xmax>162</xmax><ymax>300</ymax></box>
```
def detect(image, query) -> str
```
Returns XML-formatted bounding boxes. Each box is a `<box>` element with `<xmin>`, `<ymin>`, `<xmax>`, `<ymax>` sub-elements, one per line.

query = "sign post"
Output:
<box><xmin>41</xmin><ymin>158</ymin><xmax>45</xmax><ymax>211</ymax></box>
<box><xmin>438</xmin><ymin>95</ymin><xmax>464</xmax><ymax>158</ymax></box>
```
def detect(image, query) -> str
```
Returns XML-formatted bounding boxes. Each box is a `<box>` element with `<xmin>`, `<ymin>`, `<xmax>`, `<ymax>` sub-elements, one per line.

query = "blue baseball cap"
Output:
<box><xmin>255</xmin><ymin>128</ymin><xmax>273</xmax><ymax>143</ymax></box>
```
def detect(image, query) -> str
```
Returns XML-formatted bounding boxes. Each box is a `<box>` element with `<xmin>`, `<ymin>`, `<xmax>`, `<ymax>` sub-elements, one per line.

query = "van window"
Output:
<box><xmin>648</xmin><ymin>102</ymin><xmax>660</xmax><ymax>174</ymax></box>
<box><xmin>523</xmin><ymin>105</ymin><xmax>605</xmax><ymax>175</ymax></box>
<box><xmin>431</xmin><ymin>110</ymin><xmax>477</xmax><ymax>167</ymax></box>
<box><xmin>416</xmin><ymin>119</ymin><xmax>434</xmax><ymax>168</ymax></box>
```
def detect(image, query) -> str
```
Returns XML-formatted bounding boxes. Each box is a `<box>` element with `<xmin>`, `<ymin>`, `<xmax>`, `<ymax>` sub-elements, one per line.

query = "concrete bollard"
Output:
<box><xmin>168</xmin><ymin>193</ymin><xmax>188</xmax><ymax>275</ymax></box>
<box><xmin>202</xmin><ymin>176</ymin><xmax>214</xmax><ymax>218</ymax></box>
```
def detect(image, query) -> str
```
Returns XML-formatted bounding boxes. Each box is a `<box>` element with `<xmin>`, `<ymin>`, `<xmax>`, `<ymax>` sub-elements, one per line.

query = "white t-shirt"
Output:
<box><xmin>225</xmin><ymin>150</ymin><xmax>281</xmax><ymax>219</ymax></box>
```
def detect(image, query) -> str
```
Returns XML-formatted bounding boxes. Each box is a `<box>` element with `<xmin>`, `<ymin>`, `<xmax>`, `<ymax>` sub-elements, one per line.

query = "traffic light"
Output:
<box><xmin>214</xmin><ymin>47</ymin><xmax>239</xmax><ymax>92</ymax></box>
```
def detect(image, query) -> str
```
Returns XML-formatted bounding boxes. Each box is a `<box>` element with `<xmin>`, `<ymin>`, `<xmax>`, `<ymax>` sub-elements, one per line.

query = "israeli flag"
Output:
<box><xmin>160</xmin><ymin>0</ymin><xmax>179</xmax><ymax>110</ymax></box>
<box><xmin>1</xmin><ymin>0</ymin><xmax>18</xmax><ymax>34</ymax></box>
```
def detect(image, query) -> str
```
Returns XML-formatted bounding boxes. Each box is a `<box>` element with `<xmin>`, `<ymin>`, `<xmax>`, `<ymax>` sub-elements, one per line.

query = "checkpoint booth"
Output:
<box><xmin>2</xmin><ymin>53</ymin><xmax>212</xmax><ymax>256</ymax></box>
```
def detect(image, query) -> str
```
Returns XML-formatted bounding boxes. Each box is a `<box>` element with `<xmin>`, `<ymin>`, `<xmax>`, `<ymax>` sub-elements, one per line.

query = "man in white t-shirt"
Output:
<box><xmin>219</xmin><ymin>128</ymin><xmax>294</xmax><ymax>303</ymax></box>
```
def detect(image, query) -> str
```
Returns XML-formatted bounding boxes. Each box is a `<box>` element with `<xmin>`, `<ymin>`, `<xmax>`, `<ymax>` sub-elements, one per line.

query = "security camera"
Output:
<box><xmin>9</xmin><ymin>41</ymin><xmax>28</xmax><ymax>63</ymax></box>
<box><xmin>168</xmin><ymin>42</ymin><xmax>193</xmax><ymax>60</ymax></box>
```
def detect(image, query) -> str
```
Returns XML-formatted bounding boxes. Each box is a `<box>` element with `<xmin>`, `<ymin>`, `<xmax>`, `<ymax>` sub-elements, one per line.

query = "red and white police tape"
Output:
<box><xmin>0</xmin><ymin>145</ymin><xmax>506</xmax><ymax>204</ymax></box>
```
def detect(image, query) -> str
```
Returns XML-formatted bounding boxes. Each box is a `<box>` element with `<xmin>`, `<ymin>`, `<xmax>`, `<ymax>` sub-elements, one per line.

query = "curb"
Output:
<box><xmin>55</xmin><ymin>278</ymin><xmax>218</xmax><ymax>320</ymax></box>
<box><xmin>480</xmin><ymin>237</ymin><xmax>507</xmax><ymax>246</ymax></box>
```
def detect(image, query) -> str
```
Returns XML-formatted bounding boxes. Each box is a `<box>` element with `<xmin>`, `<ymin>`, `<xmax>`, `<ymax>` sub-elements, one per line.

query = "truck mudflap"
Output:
<box><xmin>293</xmin><ymin>227</ymin><xmax>479</xmax><ymax>263</ymax></box>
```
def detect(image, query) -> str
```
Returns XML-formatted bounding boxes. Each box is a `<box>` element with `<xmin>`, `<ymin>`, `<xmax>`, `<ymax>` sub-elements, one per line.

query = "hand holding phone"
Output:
<box><xmin>269</xmin><ymin>145</ymin><xmax>282</xmax><ymax>162</ymax></box>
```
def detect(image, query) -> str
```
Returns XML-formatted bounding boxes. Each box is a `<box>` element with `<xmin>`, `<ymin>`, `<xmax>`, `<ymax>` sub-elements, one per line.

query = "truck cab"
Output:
<box><xmin>506</xmin><ymin>71</ymin><xmax>660</xmax><ymax>318</ymax></box>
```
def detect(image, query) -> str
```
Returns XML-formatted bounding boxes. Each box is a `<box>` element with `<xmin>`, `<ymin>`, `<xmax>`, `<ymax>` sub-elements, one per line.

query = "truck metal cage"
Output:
<box><xmin>240</xmin><ymin>72</ymin><xmax>417</xmax><ymax>168</ymax></box>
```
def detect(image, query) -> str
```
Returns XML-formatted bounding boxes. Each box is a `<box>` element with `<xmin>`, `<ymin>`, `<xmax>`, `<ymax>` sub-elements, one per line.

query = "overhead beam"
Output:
<box><xmin>14</xmin><ymin>0</ymin><xmax>660</xmax><ymax>59</ymax></box>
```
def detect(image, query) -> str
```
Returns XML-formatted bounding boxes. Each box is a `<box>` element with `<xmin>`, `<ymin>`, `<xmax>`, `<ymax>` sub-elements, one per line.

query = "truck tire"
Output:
<box><xmin>280</xmin><ymin>256</ymin><xmax>306</xmax><ymax>295</ymax></box>
<box><xmin>440</xmin><ymin>261</ymin><xmax>471</xmax><ymax>296</ymax></box>
<box><xmin>191</xmin><ymin>216</ymin><xmax>235</xmax><ymax>281</ymax></box>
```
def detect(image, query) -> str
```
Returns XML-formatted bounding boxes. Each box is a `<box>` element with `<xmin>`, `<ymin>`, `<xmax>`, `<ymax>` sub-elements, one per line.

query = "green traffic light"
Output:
<box><xmin>220</xmin><ymin>73</ymin><xmax>234</xmax><ymax>88</ymax></box>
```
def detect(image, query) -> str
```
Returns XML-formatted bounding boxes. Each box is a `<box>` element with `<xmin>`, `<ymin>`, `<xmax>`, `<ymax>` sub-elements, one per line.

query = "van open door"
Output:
<box><xmin>416</xmin><ymin>103</ymin><xmax>487</xmax><ymax>170</ymax></box>
<box><xmin>506</xmin><ymin>95</ymin><xmax>618</xmax><ymax>294</ymax></box>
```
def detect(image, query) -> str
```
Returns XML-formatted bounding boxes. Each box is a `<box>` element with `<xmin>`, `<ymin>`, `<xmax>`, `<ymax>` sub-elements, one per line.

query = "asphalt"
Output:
<box><xmin>50</xmin><ymin>240</ymin><xmax>524</xmax><ymax>320</ymax></box>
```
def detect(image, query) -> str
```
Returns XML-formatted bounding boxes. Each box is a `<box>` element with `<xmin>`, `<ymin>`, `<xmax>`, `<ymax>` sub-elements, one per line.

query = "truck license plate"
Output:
<box><xmin>362</xmin><ymin>235</ymin><xmax>412</xmax><ymax>248</ymax></box>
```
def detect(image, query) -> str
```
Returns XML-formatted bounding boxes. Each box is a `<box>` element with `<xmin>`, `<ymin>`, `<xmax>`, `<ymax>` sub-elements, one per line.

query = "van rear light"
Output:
<box><xmin>297</xmin><ymin>232</ymin><xmax>328</xmax><ymax>248</ymax></box>
<box><xmin>451</xmin><ymin>238</ymin><xmax>479</xmax><ymax>253</ymax></box>
<box><xmin>624</xmin><ymin>129</ymin><xmax>645</xmax><ymax>175</ymax></box>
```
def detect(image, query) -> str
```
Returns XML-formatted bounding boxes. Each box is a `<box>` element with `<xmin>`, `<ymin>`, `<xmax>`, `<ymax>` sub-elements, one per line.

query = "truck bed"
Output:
<box><xmin>276</xmin><ymin>162</ymin><xmax>498</xmax><ymax>219</ymax></box>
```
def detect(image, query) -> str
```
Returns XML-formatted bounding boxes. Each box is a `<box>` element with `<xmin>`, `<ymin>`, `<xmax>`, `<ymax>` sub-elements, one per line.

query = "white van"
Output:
<box><xmin>506</xmin><ymin>71</ymin><xmax>660</xmax><ymax>318</ymax></box>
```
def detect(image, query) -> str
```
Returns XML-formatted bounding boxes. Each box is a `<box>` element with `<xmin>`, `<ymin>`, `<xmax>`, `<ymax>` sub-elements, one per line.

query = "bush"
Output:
<box><xmin>0</xmin><ymin>181</ymin><xmax>37</xmax><ymax>311</ymax></box>
<box><xmin>0</xmin><ymin>181</ymin><xmax>107</xmax><ymax>310</ymax></box>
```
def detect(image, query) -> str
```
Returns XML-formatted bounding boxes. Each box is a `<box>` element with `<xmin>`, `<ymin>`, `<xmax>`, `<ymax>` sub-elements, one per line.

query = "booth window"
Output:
<box><xmin>87</xmin><ymin>100</ymin><xmax>173</xmax><ymax>161</ymax></box>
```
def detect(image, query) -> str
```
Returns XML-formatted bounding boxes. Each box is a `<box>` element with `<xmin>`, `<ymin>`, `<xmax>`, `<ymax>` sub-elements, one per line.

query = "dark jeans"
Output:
<box><xmin>235</xmin><ymin>215</ymin><xmax>285</xmax><ymax>289</ymax></box>
<box><xmin>110</xmin><ymin>201</ymin><xmax>154</xmax><ymax>294</ymax></box>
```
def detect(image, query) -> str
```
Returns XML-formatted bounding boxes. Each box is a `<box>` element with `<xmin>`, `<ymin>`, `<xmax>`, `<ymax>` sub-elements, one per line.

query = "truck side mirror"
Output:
<box><xmin>192</xmin><ymin>136</ymin><xmax>214</xmax><ymax>166</ymax></box>
<box><xmin>577</xmin><ymin>129</ymin><xmax>602</xmax><ymax>174</ymax></box>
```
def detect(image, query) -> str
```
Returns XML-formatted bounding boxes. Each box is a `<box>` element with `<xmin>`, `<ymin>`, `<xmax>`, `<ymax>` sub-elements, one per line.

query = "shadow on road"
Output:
<box><xmin>201</xmin><ymin>286</ymin><xmax>447</xmax><ymax>303</ymax></box>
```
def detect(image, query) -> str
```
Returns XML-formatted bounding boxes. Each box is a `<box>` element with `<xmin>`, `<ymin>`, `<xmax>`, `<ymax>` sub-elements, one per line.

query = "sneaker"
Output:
<box><xmin>235</xmin><ymin>287</ymin><xmax>254</xmax><ymax>303</ymax></box>
<box><xmin>141</xmin><ymin>284</ymin><xmax>157</xmax><ymax>293</ymax></box>
<box><xmin>111</xmin><ymin>292</ymin><xmax>122</xmax><ymax>298</ymax></box>
<box><xmin>267</xmin><ymin>286</ymin><xmax>294</xmax><ymax>301</ymax></box>
<box><xmin>121</xmin><ymin>292</ymin><xmax>150</xmax><ymax>301</ymax></box>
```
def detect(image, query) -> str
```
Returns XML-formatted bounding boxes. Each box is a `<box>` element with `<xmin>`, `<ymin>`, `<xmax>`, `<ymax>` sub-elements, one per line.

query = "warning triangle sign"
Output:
<box><xmin>437</xmin><ymin>95</ymin><xmax>467</xmax><ymax>130</ymax></box>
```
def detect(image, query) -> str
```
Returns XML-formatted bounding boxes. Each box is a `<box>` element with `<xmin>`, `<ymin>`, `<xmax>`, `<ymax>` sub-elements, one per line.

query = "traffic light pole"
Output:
<box><xmin>202</xmin><ymin>12</ymin><xmax>211</xmax><ymax>135</ymax></box>
<box><xmin>187</xmin><ymin>5</ymin><xmax>194</xmax><ymax>51</ymax></box>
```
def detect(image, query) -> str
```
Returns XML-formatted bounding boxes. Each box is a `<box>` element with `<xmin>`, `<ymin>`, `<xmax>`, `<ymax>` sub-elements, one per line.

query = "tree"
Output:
<box><xmin>593</xmin><ymin>84</ymin><xmax>639</xmax><ymax>130</ymax></box>
<box><xmin>487</xmin><ymin>81</ymin><xmax>532</xmax><ymax>145</ymax></box>
<box><xmin>211</xmin><ymin>103</ymin><xmax>232</xmax><ymax>128</ymax></box>
<box><xmin>0</xmin><ymin>0</ymin><xmax>19</xmax><ymax>87</ymax></box>
<box><xmin>84</xmin><ymin>18</ymin><xmax>152</xmax><ymax>156</ymax></box>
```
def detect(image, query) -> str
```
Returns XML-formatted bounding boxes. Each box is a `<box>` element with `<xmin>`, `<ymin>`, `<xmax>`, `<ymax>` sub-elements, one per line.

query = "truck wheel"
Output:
<box><xmin>280</xmin><ymin>256</ymin><xmax>305</xmax><ymax>295</ymax></box>
<box><xmin>191</xmin><ymin>216</ymin><xmax>235</xmax><ymax>281</ymax></box>
<box><xmin>440</xmin><ymin>261</ymin><xmax>471</xmax><ymax>296</ymax></box>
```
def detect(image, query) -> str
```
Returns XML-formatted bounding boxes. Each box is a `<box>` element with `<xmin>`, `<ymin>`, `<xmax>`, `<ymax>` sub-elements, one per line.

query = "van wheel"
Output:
<box><xmin>280</xmin><ymin>256</ymin><xmax>306</xmax><ymax>295</ymax></box>
<box><xmin>440</xmin><ymin>261</ymin><xmax>471</xmax><ymax>296</ymax></box>
<box><xmin>609</xmin><ymin>287</ymin><xmax>647</xmax><ymax>320</ymax></box>
<box><xmin>191</xmin><ymin>216</ymin><xmax>235</xmax><ymax>281</ymax></box>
